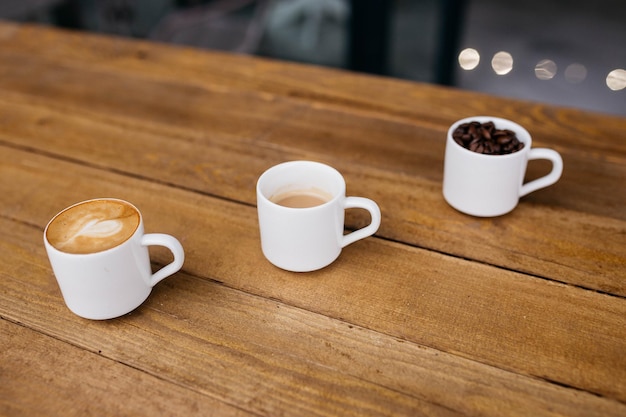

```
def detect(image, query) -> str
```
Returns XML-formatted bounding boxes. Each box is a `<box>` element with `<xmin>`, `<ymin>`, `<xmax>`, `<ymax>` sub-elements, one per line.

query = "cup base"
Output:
<box><xmin>64</xmin><ymin>291</ymin><xmax>151</xmax><ymax>320</ymax></box>
<box><xmin>264</xmin><ymin>251</ymin><xmax>341</xmax><ymax>273</ymax></box>
<box><xmin>443</xmin><ymin>193</ymin><xmax>516</xmax><ymax>218</ymax></box>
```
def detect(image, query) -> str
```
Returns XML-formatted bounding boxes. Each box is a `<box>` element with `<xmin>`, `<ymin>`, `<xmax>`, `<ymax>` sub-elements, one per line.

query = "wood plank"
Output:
<box><xmin>1</xmin><ymin>219</ymin><xmax>625</xmax><ymax>417</ymax></box>
<box><xmin>0</xmin><ymin>33</ymin><xmax>625</xmax><ymax>202</ymax></box>
<box><xmin>0</xmin><ymin>84</ymin><xmax>624</xmax><ymax>297</ymax></box>
<box><xmin>1</xmin><ymin>145</ymin><xmax>625</xmax><ymax>405</ymax></box>
<box><xmin>1</xmin><ymin>21</ymin><xmax>626</xmax><ymax>158</ymax></box>
<box><xmin>0</xmin><ymin>320</ymin><xmax>252</xmax><ymax>417</ymax></box>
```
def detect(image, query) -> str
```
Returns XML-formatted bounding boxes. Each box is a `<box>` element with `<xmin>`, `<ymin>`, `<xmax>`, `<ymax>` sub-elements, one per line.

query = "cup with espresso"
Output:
<box><xmin>256</xmin><ymin>161</ymin><xmax>381</xmax><ymax>272</ymax></box>
<box><xmin>44</xmin><ymin>198</ymin><xmax>185</xmax><ymax>320</ymax></box>
<box><xmin>443</xmin><ymin>116</ymin><xmax>563</xmax><ymax>217</ymax></box>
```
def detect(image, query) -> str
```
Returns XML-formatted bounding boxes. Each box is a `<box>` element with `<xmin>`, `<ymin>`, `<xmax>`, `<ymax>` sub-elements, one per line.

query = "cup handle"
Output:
<box><xmin>141</xmin><ymin>233</ymin><xmax>185</xmax><ymax>286</ymax></box>
<box><xmin>341</xmin><ymin>197</ymin><xmax>381</xmax><ymax>248</ymax></box>
<box><xmin>520</xmin><ymin>148</ymin><xmax>563</xmax><ymax>197</ymax></box>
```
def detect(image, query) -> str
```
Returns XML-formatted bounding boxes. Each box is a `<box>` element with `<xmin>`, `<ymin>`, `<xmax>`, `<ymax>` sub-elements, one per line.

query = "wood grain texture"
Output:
<box><xmin>0</xmin><ymin>81</ymin><xmax>623</xmax><ymax>296</ymax></box>
<box><xmin>1</xmin><ymin>22</ymin><xmax>625</xmax><ymax>416</ymax></box>
<box><xmin>1</xmin><ymin>217</ymin><xmax>624</xmax><ymax>417</ymax></box>
<box><xmin>1</xmin><ymin>22</ymin><xmax>625</xmax><ymax>148</ymax></box>
<box><xmin>0</xmin><ymin>320</ymin><xmax>253</xmax><ymax>417</ymax></box>
<box><xmin>1</xmin><ymin>146</ymin><xmax>624</xmax><ymax>408</ymax></box>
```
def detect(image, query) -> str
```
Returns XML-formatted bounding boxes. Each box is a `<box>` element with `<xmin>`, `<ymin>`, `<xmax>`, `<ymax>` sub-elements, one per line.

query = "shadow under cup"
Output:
<box><xmin>443</xmin><ymin>116</ymin><xmax>563</xmax><ymax>217</ymax></box>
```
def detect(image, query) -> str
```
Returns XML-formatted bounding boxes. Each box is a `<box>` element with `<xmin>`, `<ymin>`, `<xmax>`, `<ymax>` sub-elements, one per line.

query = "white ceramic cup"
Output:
<box><xmin>443</xmin><ymin>116</ymin><xmax>563</xmax><ymax>217</ymax></box>
<box><xmin>44</xmin><ymin>198</ymin><xmax>185</xmax><ymax>320</ymax></box>
<box><xmin>256</xmin><ymin>161</ymin><xmax>381</xmax><ymax>272</ymax></box>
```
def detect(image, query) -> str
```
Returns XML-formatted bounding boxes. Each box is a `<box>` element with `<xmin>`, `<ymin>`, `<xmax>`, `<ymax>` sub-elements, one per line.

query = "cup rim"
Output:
<box><xmin>44</xmin><ymin>197</ymin><xmax>143</xmax><ymax>255</ymax></box>
<box><xmin>257</xmin><ymin>160</ymin><xmax>345</xmax><ymax>211</ymax></box>
<box><xmin>448</xmin><ymin>116</ymin><xmax>532</xmax><ymax>158</ymax></box>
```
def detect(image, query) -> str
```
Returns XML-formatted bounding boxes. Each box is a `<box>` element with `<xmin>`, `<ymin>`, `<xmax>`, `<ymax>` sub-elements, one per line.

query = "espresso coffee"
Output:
<box><xmin>271</xmin><ymin>189</ymin><xmax>333</xmax><ymax>208</ymax></box>
<box><xmin>46</xmin><ymin>199</ymin><xmax>140</xmax><ymax>254</ymax></box>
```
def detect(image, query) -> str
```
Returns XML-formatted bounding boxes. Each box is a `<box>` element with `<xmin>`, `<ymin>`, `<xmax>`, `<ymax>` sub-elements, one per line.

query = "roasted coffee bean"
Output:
<box><xmin>452</xmin><ymin>120</ymin><xmax>524</xmax><ymax>155</ymax></box>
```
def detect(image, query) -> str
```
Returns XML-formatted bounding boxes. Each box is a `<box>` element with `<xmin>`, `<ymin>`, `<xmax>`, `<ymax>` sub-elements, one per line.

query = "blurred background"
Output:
<box><xmin>2</xmin><ymin>0</ymin><xmax>625</xmax><ymax>116</ymax></box>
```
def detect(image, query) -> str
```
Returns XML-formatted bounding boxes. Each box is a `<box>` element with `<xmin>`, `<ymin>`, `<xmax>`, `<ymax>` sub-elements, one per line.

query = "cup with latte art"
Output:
<box><xmin>44</xmin><ymin>198</ymin><xmax>185</xmax><ymax>320</ymax></box>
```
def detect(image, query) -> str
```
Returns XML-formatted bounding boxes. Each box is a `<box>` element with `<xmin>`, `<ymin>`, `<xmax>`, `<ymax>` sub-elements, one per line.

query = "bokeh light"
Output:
<box><xmin>491</xmin><ymin>51</ymin><xmax>513</xmax><ymax>75</ymax></box>
<box><xmin>535</xmin><ymin>59</ymin><xmax>557</xmax><ymax>80</ymax></box>
<box><xmin>564</xmin><ymin>63</ymin><xmax>587</xmax><ymax>83</ymax></box>
<box><xmin>458</xmin><ymin>48</ymin><xmax>480</xmax><ymax>70</ymax></box>
<box><xmin>606</xmin><ymin>69</ymin><xmax>626</xmax><ymax>91</ymax></box>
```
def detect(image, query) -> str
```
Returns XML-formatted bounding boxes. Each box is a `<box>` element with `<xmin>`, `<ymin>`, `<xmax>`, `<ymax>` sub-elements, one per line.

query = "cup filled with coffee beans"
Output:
<box><xmin>443</xmin><ymin>116</ymin><xmax>563</xmax><ymax>217</ymax></box>
<box><xmin>256</xmin><ymin>161</ymin><xmax>381</xmax><ymax>272</ymax></box>
<box><xmin>44</xmin><ymin>198</ymin><xmax>185</xmax><ymax>319</ymax></box>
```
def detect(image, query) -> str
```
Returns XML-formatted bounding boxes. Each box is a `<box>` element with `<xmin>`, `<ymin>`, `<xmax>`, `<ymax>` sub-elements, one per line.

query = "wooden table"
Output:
<box><xmin>1</xmin><ymin>22</ymin><xmax>625</xmax><ymax>416</ymax></box>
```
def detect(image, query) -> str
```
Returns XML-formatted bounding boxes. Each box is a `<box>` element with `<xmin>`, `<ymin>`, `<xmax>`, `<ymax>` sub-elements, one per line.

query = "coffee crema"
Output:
<box><xmin>46</xmin><ymin>199</ymin><xmax>140</xmax><ymax>254</ymax></box>
<box><xmin>270</xmin><ymin>189</ymin><xmax>333</xmax><ymax>208</ymax></box>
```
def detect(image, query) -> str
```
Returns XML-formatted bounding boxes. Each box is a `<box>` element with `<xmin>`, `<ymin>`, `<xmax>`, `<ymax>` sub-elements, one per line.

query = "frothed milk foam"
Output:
<box><xmin>46</xmin><ymin>199</ymin><xmax>140</xmax><ymax>254</ymax></box>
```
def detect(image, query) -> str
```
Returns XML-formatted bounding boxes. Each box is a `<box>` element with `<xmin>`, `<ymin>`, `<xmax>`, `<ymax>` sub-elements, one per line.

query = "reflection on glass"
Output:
<box><xmin>491</xmin><ymin>51</ymin><xmax>513</xmax><ymax>75</ymax></box>
<box><xmin>458</xmin><ymin>48</ymin><xmax>480</xmax><ymax>70</ymax></box>
<box><xmin>564</xmin><ymin>63</ymin><xmax>587</xmax><ymax>83</ymax></box>
<box><xmin>606</xmin><ymin>69</ymin><xmax>626</xmax><ymax>91</ymax></box>
<box><xmin>535</xmin><ymin>59</ymin><xmax>557</xmax><ymax>80</ymax></box>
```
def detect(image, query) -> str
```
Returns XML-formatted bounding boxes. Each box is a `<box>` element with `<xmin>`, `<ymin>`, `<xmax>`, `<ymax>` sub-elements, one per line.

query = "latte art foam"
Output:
<box><xmin>46</xmin><ymin>199</ymin><xmax>140</xmax><ymax>254</ymax></box>
<box><xmin>73</xmin><ymin>217</ymin><xmax>123</xmax><ymax>238</ymax></box>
